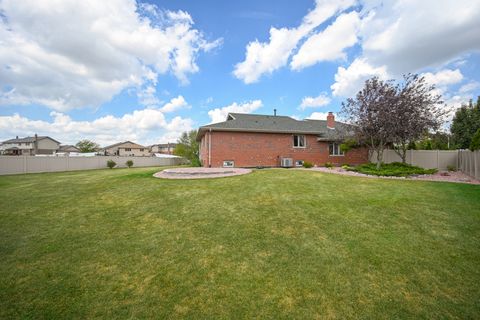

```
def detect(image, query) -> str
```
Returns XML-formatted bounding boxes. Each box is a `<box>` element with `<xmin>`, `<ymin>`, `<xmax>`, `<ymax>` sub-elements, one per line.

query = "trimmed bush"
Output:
<box><xmin>126</xmin><ymin>160</ymin><xmax>134</xmax><ymax>168</ymax></box>
<box><xmin>324</xmin><ymin>162</ymin><xmax>334</xmax><ymax>169</ymax></box>
<box><xmin>107</xmin><ymin>160</ymin><xmax>116</xmax><ymax>169</ymax></box>
<box><xmin>303</xmin><ymin>161</ymin><xmax>313</xmax><ymax>168</ymax></box>
<box><xmin>352</xmin><ymin>162</ymin><xmax>437</xmax><ymax>177</ymax></box>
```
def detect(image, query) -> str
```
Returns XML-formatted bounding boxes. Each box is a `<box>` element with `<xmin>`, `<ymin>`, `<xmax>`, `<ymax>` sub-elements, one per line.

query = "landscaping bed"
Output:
<box><xmin>349</xmin><ymin>162</ymin><xmax>438</xmax><ymax>177</ymax></box>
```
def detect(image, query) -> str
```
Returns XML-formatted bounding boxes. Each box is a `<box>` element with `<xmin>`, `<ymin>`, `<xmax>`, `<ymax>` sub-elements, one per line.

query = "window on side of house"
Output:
<box><xmin>125</xmin><ymin>148</ymin><xmax>131</xmax><ymax>151</ymax></box>
<box><xmin>223</xmin><ymin>160</ymin><xmax>234</xmax><ymax>168</ymax></box>
<box><xmin>140</xmin><ymin>148</ymin><xmax>144</xmax><ymax>152</ymax></box>
<box><xmin>293</xmin><ymin>135</ymin><xmax>306</xmax><ymax>148</ymax></box>
<box><xmin>295</xmin><ymin>160</ymin><xmax>304</xmax><ymax>167</ymax></box>
<box><xmin>329</xmin><ymin>142</ymin><xmax>344</xmax><ymax>156</ymax></box>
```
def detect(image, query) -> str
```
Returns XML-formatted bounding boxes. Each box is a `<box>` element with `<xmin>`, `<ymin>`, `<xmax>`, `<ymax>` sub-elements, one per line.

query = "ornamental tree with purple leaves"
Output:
<box><xmin>341</xmin><ymin>75</ymin><xmax>445</xmax><ymax>169</ymax></box>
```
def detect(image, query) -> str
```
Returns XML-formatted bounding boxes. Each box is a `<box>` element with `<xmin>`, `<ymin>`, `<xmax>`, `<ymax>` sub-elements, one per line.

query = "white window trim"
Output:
<box><xmin>329</xmin><ymin>142</ymin><xmax>344</xmax><ymax>156</ymax></box>
<box><xmin>295</xmin><ymin>160</ymin><xmax>304</xmax><ymax>167</ymax></box>
<box><xmin>223</xmin><ymin>160</ymin><xmax>234</xmax><ymax>168</ymax></box>
<box><xmin>293</xmin><ymin>135</ymin><xmax>306</xmax><ymax>148</ymax></box>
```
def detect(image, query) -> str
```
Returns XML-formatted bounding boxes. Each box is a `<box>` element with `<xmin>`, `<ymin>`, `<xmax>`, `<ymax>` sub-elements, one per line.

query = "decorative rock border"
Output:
<box><xmin>153</xmin><ymin>167</ymin><xmax>252</xmax><ymax>179</ymax></box>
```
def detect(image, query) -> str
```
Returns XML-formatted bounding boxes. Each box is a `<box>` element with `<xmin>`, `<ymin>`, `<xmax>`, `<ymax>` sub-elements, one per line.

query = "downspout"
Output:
<box><xmin>208</xmin><ymin>129</ymin><xmax>212</xmax><ymax>167</ymax></box>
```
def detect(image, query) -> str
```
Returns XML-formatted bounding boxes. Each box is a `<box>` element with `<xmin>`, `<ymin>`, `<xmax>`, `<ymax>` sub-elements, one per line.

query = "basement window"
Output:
<box><xmin>293</xmin><ymin>135</ymin><xmax>306</xmax><ymax>148</ymax></box>
<box><xmin>329</xmin><ymin>143</ymin><xmax>344</xmax><ymax>156</ymax></box>
<box><xmin>295</xmin><ymin>160</ymin><xmax>304</xmax><ymax>167</ymax></box>
<box><xmin>223</xmin><ymin>160</ymin><xmax>234</xmax><ymax>168</ymax></box>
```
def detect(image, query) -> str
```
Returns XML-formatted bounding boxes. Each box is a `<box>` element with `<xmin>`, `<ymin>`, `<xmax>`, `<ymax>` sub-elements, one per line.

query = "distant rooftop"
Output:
<box><xmin>2</xmin><ymin>136</ymin><xmax>60</xmax><ymax>144</ymax></box>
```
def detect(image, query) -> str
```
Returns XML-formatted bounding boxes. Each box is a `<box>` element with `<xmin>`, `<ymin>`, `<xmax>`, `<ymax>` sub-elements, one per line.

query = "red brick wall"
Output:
<box><xmin>199</xmin><ymin>131</ymin><xmax>368</xmax><ymax>167</ymax></box>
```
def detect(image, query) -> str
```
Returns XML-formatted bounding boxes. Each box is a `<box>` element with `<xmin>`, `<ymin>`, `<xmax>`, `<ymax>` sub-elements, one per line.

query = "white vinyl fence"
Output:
<box><xmin>458</xmin><ymin>150</ymin><xmax>480</xmax><ymax>180</ymax></box>
<box><xmin>0</xmin><ymin>156</ymin><xmax>185</xmax><ymax>175</ymax></box>
<box><xmin>370</xmin><ymin>149</ymin><xmax>458</xmax><ymax>170</ymax></box>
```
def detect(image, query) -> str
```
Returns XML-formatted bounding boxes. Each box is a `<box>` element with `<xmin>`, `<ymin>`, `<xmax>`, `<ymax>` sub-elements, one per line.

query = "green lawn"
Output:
<box><xmin>1</xmin><ymin>167</ymin><xmax>479</xmax><ymax>319</ymax></box>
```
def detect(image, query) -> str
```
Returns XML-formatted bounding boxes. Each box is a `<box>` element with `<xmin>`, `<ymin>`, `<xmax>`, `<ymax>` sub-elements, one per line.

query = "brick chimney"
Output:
<box><xmin>327</xmin><ymin>112</ymin><xmax>335</xmax><ymax>129</ymax></box>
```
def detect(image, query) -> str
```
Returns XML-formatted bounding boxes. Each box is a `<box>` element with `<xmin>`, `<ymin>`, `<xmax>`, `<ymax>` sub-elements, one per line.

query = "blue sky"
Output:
<box><xmin>1</xmin><ymin>0</ymin><xmax>479</xmax><ymax>145</ymax></box>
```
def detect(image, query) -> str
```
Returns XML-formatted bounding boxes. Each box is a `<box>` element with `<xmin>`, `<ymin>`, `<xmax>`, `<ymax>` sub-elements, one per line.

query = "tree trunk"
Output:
<box><xmin>376</xmin><ymin>147</ymin><xmax>383</xmax><ymax>170</ymax></box>
<box><xmin>393</xmin><ymin>143</ymin><xmax>408</xmax><ymax>164</ymax></box>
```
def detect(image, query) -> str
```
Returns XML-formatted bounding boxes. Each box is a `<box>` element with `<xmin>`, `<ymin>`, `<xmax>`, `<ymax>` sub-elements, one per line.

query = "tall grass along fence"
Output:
<box><xmin>458</xmin><ymin>150</ymin><xmax>480</xmax><ymax>180</ymax></box>
<box><xmin>0</xmin><ymin>156</ymin><xmax>185</xmax><ymax>175</ymax></box>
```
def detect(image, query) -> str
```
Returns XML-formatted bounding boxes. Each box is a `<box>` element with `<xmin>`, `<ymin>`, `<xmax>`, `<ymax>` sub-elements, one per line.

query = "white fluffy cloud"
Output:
<box><xmin>0</xmin><ymin>0</ymin><xmax>220</xmax><ymax>111</ymax></box>
<box><xmin>208</xmin><ymin>100</ymin><xmax>263</xmax><ymax>123</ymax></box>
<box><xmin>306</xmin><ymin>112</ymin><xmax>330</xmax><ymax>120</ymax></box>
<box><xmin>233</xmin><ymin>0</ymin><xmax>355</xmax><ymax>83</ymax></box>
<box><xmin>0</xmin><ymin>97</ymin><xmax>194</xmax><ymax>145</ymax></box>
<box><xmin>422</xmin><ymin>69</ymin><xmax>464</xmax><ymax>87</ymax></box>
<box><xmin>299</xmin><ymin>93</ymin><xmax>331</xmax><ymax>109</ymax></box>
<box><xmin>331</xmin><ymin>58</ymin><xmax>388</xmax><ymax>97</ymax></box>
<box><xmin>160</xmin><ymin>95</ymin><xmax>189</xmax><ymax>113</ymax></box>
<box><xmin>360</xmin><ymin>0</ymin><xmax>480</xmax><ymax>74</ymax></box>
<box><xmin>330</xmin><ymin>0</ymin><xmax>480</xmax><ymax>98</ymax></box>
<box><xmin>291</xmin><ymin>11</ymin><xmax>360</xmax><ymax>70</ymax></box>
<box><xmin>459</xmin><ymin>81</ymin><xmax>480</xmax><ymax>94</ymax></box>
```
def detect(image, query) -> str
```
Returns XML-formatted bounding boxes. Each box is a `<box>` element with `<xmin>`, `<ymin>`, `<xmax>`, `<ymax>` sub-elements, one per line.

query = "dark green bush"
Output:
<box><xmin>303</xmin><ymin>161</ymin><xmax>313</xmax><ymax>168</ymax></box>
<box><xmin>107</xmin><ymin>160</ymin><xmax>116</xmax><ymax>169</ymax></box>
<box><xmin>126</xmin><ymin>160</ymin><xmax>134</xmax><ymax>168</ymax></box>
<box><xmin>353</xmin><ymin>162</ymin><xmax>437</xmax><ymax>177</ymax></box>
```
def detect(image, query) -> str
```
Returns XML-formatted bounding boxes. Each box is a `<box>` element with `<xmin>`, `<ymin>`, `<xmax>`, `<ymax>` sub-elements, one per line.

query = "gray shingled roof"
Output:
<box><xmin>2</xmin><ymin>136</ymin><xmax>60</xmax><ymax>144</ymax></box>
<box><xmin>198</xmin><ymin>113</ymin><xmax>354</xmax><ymax>141</ymax></box>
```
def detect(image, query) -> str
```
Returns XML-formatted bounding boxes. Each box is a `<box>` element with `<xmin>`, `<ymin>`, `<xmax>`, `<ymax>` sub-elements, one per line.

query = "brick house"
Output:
<box><xmin>197</xmin><ymin>112</ymin><xmax>368</xmax><ymax>168</ymax></box>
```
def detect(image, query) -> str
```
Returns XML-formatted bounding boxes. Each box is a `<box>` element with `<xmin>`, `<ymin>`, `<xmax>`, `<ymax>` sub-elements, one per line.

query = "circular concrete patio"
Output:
<box><xmin>153</xmin><ymin>167</ymin><xmax>252</xmax><ymax>179</ymax></box>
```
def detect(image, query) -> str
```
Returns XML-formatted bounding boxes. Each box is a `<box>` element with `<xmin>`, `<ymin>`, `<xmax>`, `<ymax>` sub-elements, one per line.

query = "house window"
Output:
<box><xmin>125</xmin><ymin>148</ymin><xmax>131</xmax><ymax>151</ymax></box>
<box><xmin>140</xmin><ymin>149</ymin><xmax>144</xmax><ymax>152</ymax></box>
<box><xmin>293</xmin><ymin>135</ymin><xmax>306</xmax><ymax>148</ymax></box>
<box><xmin>329</xmin><ymin>143</ymin><xmax>344</xmax><ymax>156</ymax></box>
<box><xmin>295</xmin><ymin>160</ymin><xmax>304</xmax><ymax>167</ymax></box>
<box><xmin>223</xmin><ymin>160</ymin><xmax>234</xmax><ymax>168</ymax></box>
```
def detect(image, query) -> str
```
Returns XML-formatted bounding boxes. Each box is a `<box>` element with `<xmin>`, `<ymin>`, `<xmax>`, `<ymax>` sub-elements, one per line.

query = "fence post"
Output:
<box><xmin>23</xmin><ymin>156</ymin><xmax>27</xmax><ymax>174</ymax></box>
<box><xmin>436</xmin><ymin>150</ymin><xmax>439</xmax><ymax>170</ymax></box>
<box><xmin>475</xmin><ymin>150</ymin><xmax>478</xmax><ymax>180</ymax></box>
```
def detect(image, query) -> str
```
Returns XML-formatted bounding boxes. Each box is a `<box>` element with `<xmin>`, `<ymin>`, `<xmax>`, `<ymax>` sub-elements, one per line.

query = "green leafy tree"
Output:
<box><xmin>415</xmin><ymin>132</ymin><xmax>455</xmax><ymax>150</ymax></box>
<box><xmin>174</xmin><ymin>130</ymin><xmax>200</xmax><ymax>166</ymax></box>
<box><xmin>451</xmin><ymin>97</ymin><xmax>480</xmax><ymax>149</ymax></box>
<box><xmin>470</xmin><ymin>128</ymin><xmax>480</xmax><ymax>151</ymax></box>
<box><xmin>76</xmin><ymin>139</ymin><xmax>100</xmax><ymax>153</ymax></box>
<box><xmin>126</xmin><ymin>160</ymin><xmax>134</xmax><ymax>168</ymax></box>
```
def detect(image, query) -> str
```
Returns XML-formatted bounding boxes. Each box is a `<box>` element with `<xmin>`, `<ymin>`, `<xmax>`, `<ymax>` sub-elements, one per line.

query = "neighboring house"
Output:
<box><xmin>101</xmin><ymin>141</ymin><xmax>150</xmax><ymax>156</ymax></box>
<box><xmin>57</xmin><ymin>145</ymin><xmax>81</xmax><ymax>155</ymax></box>
<box><xmin>1</xmin><ymin>135</ymin><xmax>61</xmax><ymax>156</ymax></box>
<box><xmin>197</xmin><ymin>112</ymin><xmax>368</xmax><ymax>168</ymax></box>
<box><xmin>150</xmin><ymin>143</ymin><xmax>177</xmax><ymax>155</ymax></box>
